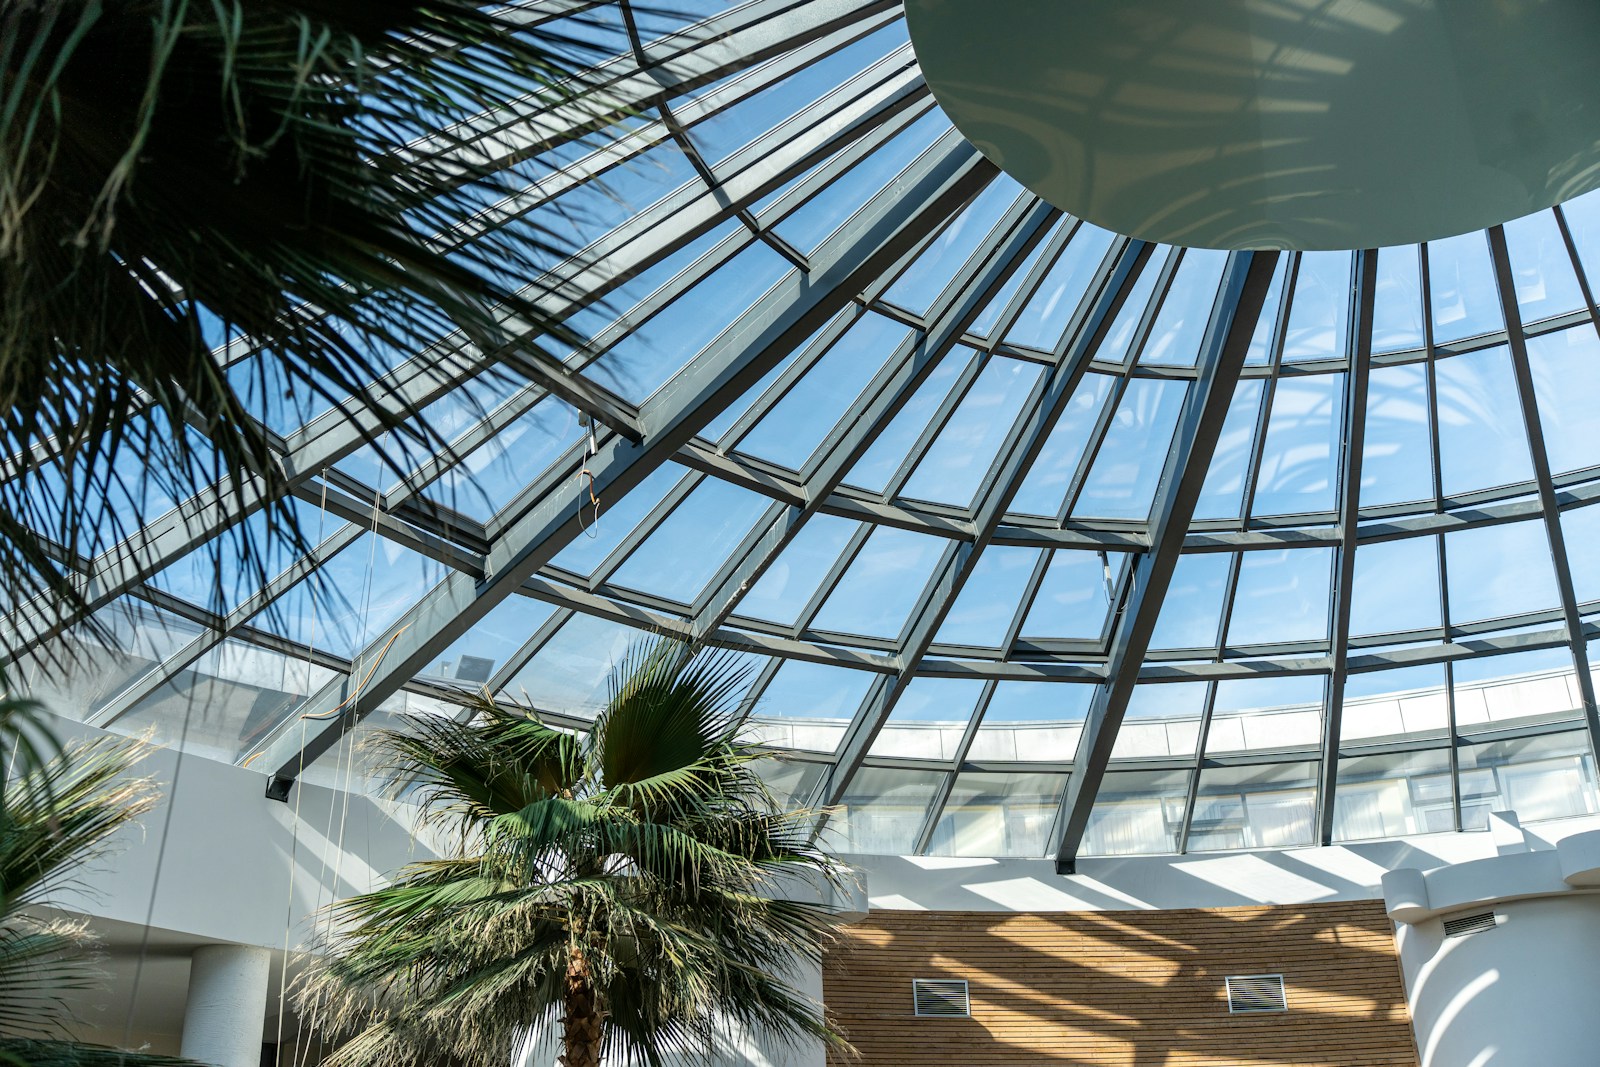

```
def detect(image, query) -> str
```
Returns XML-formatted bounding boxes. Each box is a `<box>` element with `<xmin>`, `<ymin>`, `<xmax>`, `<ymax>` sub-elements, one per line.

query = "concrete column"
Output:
<box><xmin>181</xmin><ymin>944</ymin><xmax>271</xmax><ymax>1067</ymax></box>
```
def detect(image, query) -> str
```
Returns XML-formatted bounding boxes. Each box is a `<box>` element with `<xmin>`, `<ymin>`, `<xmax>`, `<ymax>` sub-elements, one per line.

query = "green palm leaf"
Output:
<box><xmin>300</xmin><ymin>635</ymin><xmax>855</xmax><ymax>1067</ymax></box>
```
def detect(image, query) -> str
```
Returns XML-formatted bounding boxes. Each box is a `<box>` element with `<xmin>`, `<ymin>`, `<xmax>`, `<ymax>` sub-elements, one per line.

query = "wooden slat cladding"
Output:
<box><xmin>822</xmin><ymin>901</ymin><xmax>1417</xmax><ymax>1067</ymax></box>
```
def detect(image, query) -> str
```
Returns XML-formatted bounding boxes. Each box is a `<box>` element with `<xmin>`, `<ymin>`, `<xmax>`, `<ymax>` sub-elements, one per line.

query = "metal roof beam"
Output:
<box><xmin>1051</xmin><ymin>250</ymin><xmax>1281</xmax><ymax>874</ymax></box>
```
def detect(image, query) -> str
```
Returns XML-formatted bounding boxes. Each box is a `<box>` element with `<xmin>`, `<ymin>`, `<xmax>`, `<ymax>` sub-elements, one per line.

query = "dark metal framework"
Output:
<box><xmin>19</xmin><ymin>0</ymin><xmax>1600</xmax><ymax>863</ymax></box>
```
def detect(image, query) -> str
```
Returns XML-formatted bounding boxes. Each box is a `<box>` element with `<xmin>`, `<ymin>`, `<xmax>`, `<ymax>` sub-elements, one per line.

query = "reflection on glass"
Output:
<box><xmin>1111</xmin><ymin>681</ymin><xmax>1206</xmax><ymax>759</ymax></box>
<box><xmin>830</xmin><ymin>767</ymin><xmax>945</xmax><ymax>854</ymax></box>
<box><xmin>1189</xmin><ymin>762</ymin><xmax>1317</xmax><ymax>851</ymax></box>
<box><xmin>927</xmin><ymin>772</ymin><xmax>1067</xmax><ymax>857</ymax></box>
<box><xmin>747</xmin><ymin>659</ymin><xmax>875</xmax><ymax>753</ymax></box>
<box><xmin>1360</xmin><ymin>362</ymin><xmax>1434</xmax><ymax>508</ymax></box>
<box><xmin>1458</xmin><ymin>731</ymin><xmax>1597</xmax><ymax>828</ymax></box>
<box><xmin>1204</xmin><ymin>676</ymin><xmax>1324</xmax><ymax>755</ymax></box>
<box><xmin>1443</xmin><ymin>520</ymin><xmax>1560</xmax><ymax>625</ymax></box>
<box><xmin>1450</xmin><ymin>647</ymin><xmax>1581</xmax><ymax>735</ymax></box>
<box><xmin>866</xmin><ymin>676</ymin><xmax>985</xmax><ymax>759</ymax></box>
<box><xmin>1251</xmin><ymin>373</ymin><xmax>1342</xmax><ymax>516</ymax></box>
<box><xmin>1333</xmin><ymin>749</ymin><xmax>1454</xmax><ymax>841</ymax></box>
<box><xmin>1503</xmin><ymin>209</ymin><xmax>1585</xmax><ymax>324</ymax></box>
<box><xmin>1371</xmin><ymin>245</ymin><xmax>1425</xmax><ymax>353</ymax></box>
<box><xmin>1080</xmin><ymin>768</ymin><xmax>1190</xmax><ymax>856</ymax></box>
<box><xmin>1340</xmin><ymin>664</ymin><xmax>1449</xmax><ymax>742</ymax></box>
<box><xmin>1281</xmin><ymin>251</ymin><xmax>1351</xmax><ymax>362</ymax></box>
<box><xmin>1435</xmin><ymin>347</ymin><xmax>1535</xmax><ymax>496</ymax></box>
<box><xmin>1225</xmin><ymin>548</ymin><xmax>1333</xmax><ymax>647</ymax></box>
<box><xmin>1349</xmin><ymin>536</ymin><xmax>1441</xmax><ymax>637</ymax></box>
<box><xmin>1140</xmin><ymin>248</ymin><xmax>1228</xmax><ymax>367</ymax></box>
<box><xmin>1429</xmin><ymin>231</ymin><xmax>1504</xmax><ymax>344</ymax></box>
<box><xmin>966</xmin><ymin>681</ymin><xmax>1091</xmax><ymax>762</ymax></box>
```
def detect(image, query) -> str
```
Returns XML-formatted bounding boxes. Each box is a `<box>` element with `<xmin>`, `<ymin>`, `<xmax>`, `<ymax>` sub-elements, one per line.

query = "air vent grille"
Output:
<box><xmin>1443</xmin><ymin>910</ymin><xmax>1498</xmax><ymax>938</ymax></box>
<box><xmin>912</xmin><ymin>978</ymin><xmax>970</xmax><ymax>1017</ymax></box>
<box><xmin>1225</xmin><ymin>974</ymin><xmax>1287</xmax><ymax>1013</ymax></box>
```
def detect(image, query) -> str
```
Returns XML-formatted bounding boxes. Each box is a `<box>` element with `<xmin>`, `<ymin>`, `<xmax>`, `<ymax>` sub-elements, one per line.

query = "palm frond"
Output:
<box><xmin>1</xmin><ymin>0</ymin><xmax>626</xmax><ymax>658</ymax></box>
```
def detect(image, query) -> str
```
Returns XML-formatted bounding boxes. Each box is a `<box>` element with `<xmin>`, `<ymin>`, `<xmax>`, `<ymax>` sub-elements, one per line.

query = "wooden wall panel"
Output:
<box><xmin>823</xmin><ymin>901</ymin><xmax>1417</xmax><ymax>1067</ymax></box>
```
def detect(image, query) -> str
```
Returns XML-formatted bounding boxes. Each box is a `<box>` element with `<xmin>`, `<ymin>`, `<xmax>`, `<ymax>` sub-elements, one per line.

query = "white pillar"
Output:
<box><xmin>181</xmin><ymin>944</ymin><xmax>272</xmax><ymax>1067</ymax></box>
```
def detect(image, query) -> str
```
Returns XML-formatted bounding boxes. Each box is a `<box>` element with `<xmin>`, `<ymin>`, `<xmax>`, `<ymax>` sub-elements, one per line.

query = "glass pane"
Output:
<box><xmin>1004</xmin><ymin>224</ymin><xmax>1116</xmax><ymax>351</ymax></box>
<box><xmin>1073</xmin><ymin>377</ymin><xmax>1189</xmax><ymax>520</ymax></box>
<box><xmin>1149</xmin><ymin>552</ymin><xmax>1232</xmax><ymax>651</ymax></box>
<box><xmin>1193</xmin><ymin>378</ymin><xmax>1266</xmax><ymax>521</ymax></box>
<box><xmin>1080</xmin><ymin>768</ymin><xmax>1190</xmax><ymax>857</ymax></box>
<box><xmin>1333</xmin><ymin>748</ymin><xmax>1455</xmax><ymax>841</ymax></box>
<box><xmin>886</xmin><ymin>176</ymin><xmax>1023</xmax><ymax>315</ymax></box>
<box><xmin>1561</xmin><ymin>502</ymin><xmax>1600</xmax><ymax>605</ymax></box>
<box><xmin>1451</xmin><ymin>647</ymin><xmax>1582</xmax><ymax>735</ymax></box>
<box><xmin>1435</xmin><ymin>347</ymin><xmax>1535</xmax><ymax>496</ymax></box>
<box><xmin>901</xmin><ymin>357</ymin><xmax>1043</xmax><ymax>508</ymax></box>
<box><xmin>1019</xmin><ymin>550</ymin><xmax>1126</xmax><ymax>641</ymax></box>
<box><xmin>867</xmin><ymin>677</ymin><xmax>985</xmax><ymax>760</ymax></box>
<box><xmin>1459</xmin><ymin>731</ymin><xmax>1598</xmax><ymax>828</ymax></box>
<box><xmin>1204</xmin><ymin>676</ymin><xmax>1324</xmax><ymax>756</ymax></box>
<box><xmin>1360</xmin><ymin>363</ymin><xmax>1434</xmax><ymax>508</ymax></box>
<box><xmin>1527</xmin><ymin>324</ymin><xmax>1600</xmax><ymax>475</ymax></box>
<box><xmin>1371</xmin><ymin>245</ymin><xmax>1425</xmax><ymax>353</ymax></box>
<box><xmin>1429</xmin><ymin>231</ymin><xmax>1504</xmax><ymax>344</ymax></box>
<box><xmin>733</xmin><ymin>515</ymin><xmax>858</xmax><ymax>626</ymax></box>
<box><xmin>1282</xmin><ymin>251</ymin><xmax>1351</xmax><ymax>362</ymax></box>
<box><xmin>1349</xmin><ymin>536</ymin><xmax>1442</xmax><ymax>637</ymax></box>
<box><xmin>1190</xmin><ymin>762</ymin><xmax>1318</xmax><ymax>852</ymax></box>
<box><xmin>1340</xmin><ymin>664</ymin><xmax>1450</xmax><ymax>743</ymax></box>
<box><xmin>966</xmin><ymin>681</ymin><xmax>1091</xmax><ymax>763</ymax></box>
<box><xmin>1225</xmin><ymin>548</ymin><xmax>1334</xmax><ymax>647</ymax></box>
<box><xmin>927</xmin><ymin>772</ymin><xmax>1068</xmax><ymax>858</ymax></box>
<box><xmin>747</xmin><ymin>659</ymin><xmax>874</xmax><ymax>754</ymax></box>
<box><xmin>932</xmin><ymin>545</ymin><xmax>1041</xmax><ymax>649</ymax></box>
<box><xmin>1504</xmin><ymin>209</ymin><xmax>1585</xmax><ymax>324</ymax></box>
<box><xmin>1443</xmin><ymin>520</ymin><xmax>1559</xmax><ymax>625</ymax></box>
<box><xmin>607</xmin><ymin>478</ymin><xmax>773</xmax><ymax>604</ymax></box>
<box><xmin>830</xmin><ymin>767</ymin><xmax>945</xmax><ymax>855</ymax></box>
<box><xmin>1250</xmin><ymin>372</ymin><xmax>1343</xmax><ymax>517</ymax></box>
<box><xmin>1007</xmin><ymin>372</ymin><xmax>1115</xmax><ymax>517</ymax></box>
<box><xmin>846</xmin><ymin>350</ymin><xmax>973</xmax><ymax>494</ymax></box>
<box><xmin>1140</xmin><ymin>248</ymin><xmax>1228</xmax><ymax>367</ymax></box>
<box><xmin>810</xmin><ymin>526</ymin><xmax>947</xmax><ymax>639</ymax></box>
<box><xmin>1111</xmin><ymin>681</ymin><xmax>1206</xmax><ymax>760</ymax></box>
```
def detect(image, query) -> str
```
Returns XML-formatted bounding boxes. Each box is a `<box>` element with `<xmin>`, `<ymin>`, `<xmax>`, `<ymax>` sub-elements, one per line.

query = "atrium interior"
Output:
<box><xmin>12</xmin><ymin>2</ymin><xmax>1600</xmax><ymax>1065</ymax></box>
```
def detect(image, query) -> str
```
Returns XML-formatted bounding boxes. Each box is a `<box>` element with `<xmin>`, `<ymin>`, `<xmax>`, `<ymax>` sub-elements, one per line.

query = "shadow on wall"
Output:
<box><xmin>823</xmin><ymin>902</ymin><xmax>1417</xmax><ymax>1067</ymax></box>
<box><xmin>850</xmin><ymin>817</ymin><xmax>1600</xmax><ymax>914</ymax></box>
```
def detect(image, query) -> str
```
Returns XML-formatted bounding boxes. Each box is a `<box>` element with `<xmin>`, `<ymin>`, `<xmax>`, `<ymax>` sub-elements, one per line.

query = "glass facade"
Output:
<box><xmin>18</xmin><ymin>0</ymin><xmax>1600</xmax><ymax>860</ymax></box>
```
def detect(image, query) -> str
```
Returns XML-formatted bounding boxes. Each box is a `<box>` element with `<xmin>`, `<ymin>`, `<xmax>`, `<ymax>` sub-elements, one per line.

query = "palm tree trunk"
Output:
<box><xmin>560</xmin><ymin>951</ymin><xmax>603</xmax><ymax>1067</ymax></box>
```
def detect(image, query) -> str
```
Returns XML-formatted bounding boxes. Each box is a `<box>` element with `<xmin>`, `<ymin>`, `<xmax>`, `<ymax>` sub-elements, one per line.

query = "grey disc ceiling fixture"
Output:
<box><xmin>906</xmin><ymin>0</ymin><xmax>1600</xmax><ymax>250</ymax></box>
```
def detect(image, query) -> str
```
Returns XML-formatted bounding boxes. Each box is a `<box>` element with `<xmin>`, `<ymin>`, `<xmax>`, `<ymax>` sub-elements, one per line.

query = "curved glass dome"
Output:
<box><xmin>19</xmin><ymin>0</ymin><xmax>1600</xmax><ymax>868</ymax></box>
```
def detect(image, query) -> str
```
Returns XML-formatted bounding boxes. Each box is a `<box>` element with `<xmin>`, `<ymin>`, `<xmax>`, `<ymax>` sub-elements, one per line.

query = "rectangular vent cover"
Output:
<box><xmin>912</xmin><ymin>978</ymin><xmax>970</xmax><ymax>1017</ymax></box>
<box><xmin>1443</xmin><ymin>910</ymin><xmax>1498</xmax><ymax>938</ymax></box>
<box><xmin>1226</xmin><ymin>974</ymin><xmax>1287</xmax><ymax>1014</ymax></box>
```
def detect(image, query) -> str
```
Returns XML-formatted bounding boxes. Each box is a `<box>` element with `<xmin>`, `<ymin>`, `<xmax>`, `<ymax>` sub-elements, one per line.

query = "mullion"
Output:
<box><xmin>1175</xmin><ymin>680</ymin><xmax>1221</xmax><ymax>854</ymax></box>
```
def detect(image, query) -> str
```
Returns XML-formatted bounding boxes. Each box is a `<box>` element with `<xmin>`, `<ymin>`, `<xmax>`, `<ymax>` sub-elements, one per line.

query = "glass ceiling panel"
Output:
<box><xmin>1282</xmin><ymin>252</ymin><xmax>1351</xmax><ymax>362</ymax></box>
<box><xmin>899</xmin><ymin>356</ymin><xmax>1042</xmax><ymax>508</ymax></box>
<box><xmin>49</xmin><ymin>2</ymin><xmax>1600</xmax><ymax>863</ymax></box>
<box><xmin>1073</xmin><ymin>377</ymin><xmax>1189</xmax><ymax>520</ymax></box>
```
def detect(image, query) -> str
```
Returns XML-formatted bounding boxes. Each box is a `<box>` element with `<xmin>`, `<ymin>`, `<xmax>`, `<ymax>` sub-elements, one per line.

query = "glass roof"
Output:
<box><xmin>19</xmin><ymin>0</ymin><xmax>1600</xmax><ymax>865</ymax></box>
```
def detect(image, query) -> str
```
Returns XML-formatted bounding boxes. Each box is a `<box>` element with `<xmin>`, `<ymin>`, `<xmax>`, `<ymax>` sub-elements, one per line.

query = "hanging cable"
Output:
<box><xmin>577</xmin><ymin>413</ymin><xmax>601</xmax><ymax>538</ymax></box>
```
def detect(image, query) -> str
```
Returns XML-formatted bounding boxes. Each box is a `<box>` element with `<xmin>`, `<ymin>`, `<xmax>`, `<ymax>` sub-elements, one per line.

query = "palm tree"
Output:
<box><xmin>0</xmin><ymin>714</ymin><xmax>196</xmax><ymax>1067</ymax></box>
<box><xmin>2</xmin><ymin>0</ymin><xmax>617</xmax><ymax>653</ymax></box>
<box><xmin>297</xmin><ymin>637</ymin><xmax>856</xmax><ymax>1067</ymax></box>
